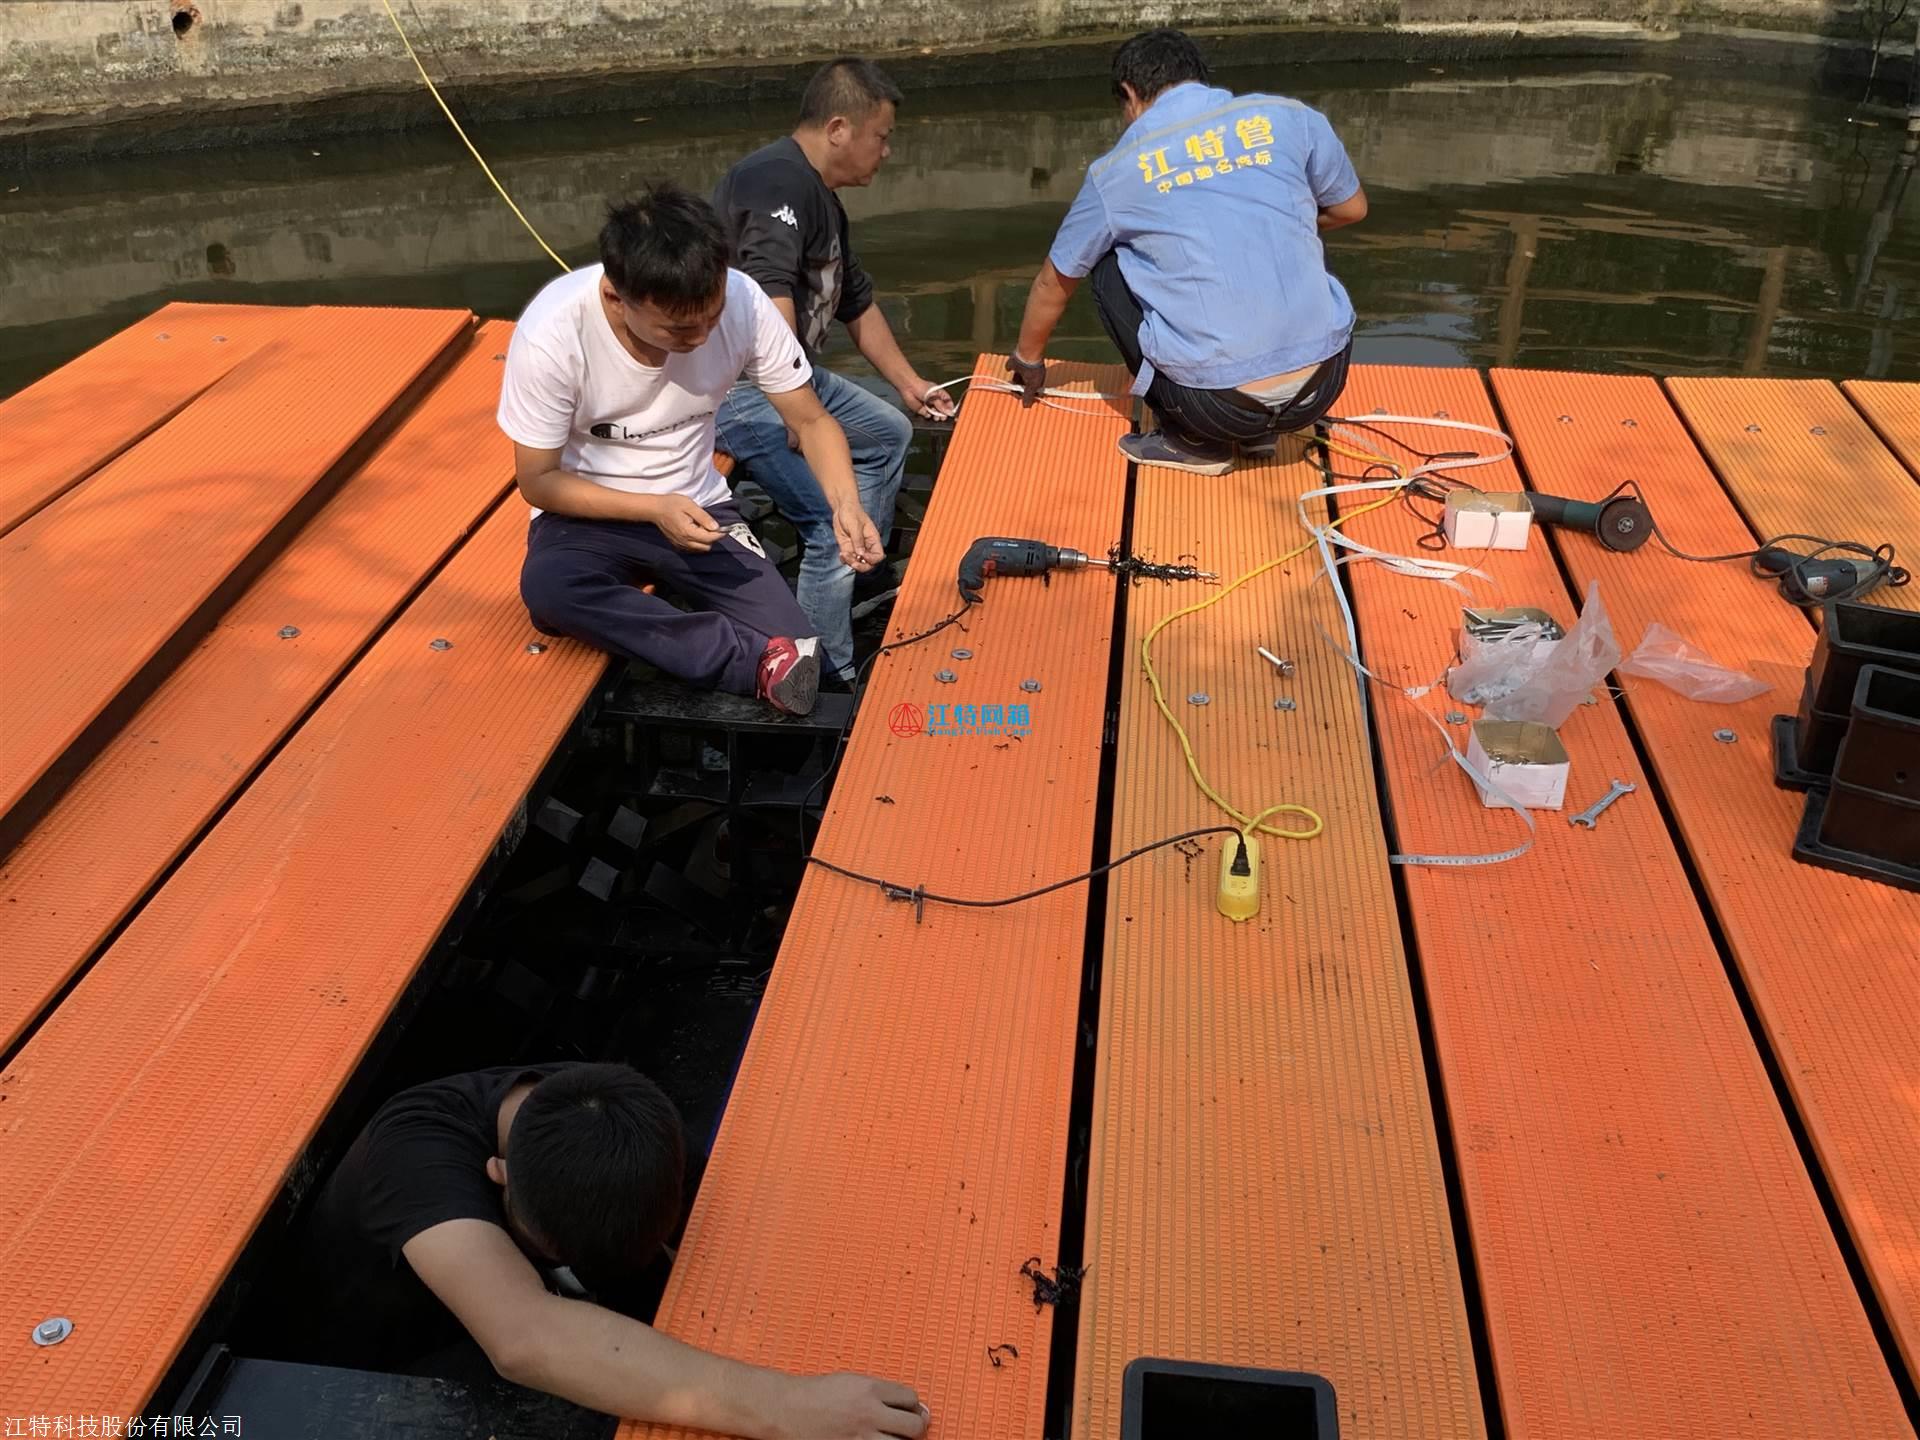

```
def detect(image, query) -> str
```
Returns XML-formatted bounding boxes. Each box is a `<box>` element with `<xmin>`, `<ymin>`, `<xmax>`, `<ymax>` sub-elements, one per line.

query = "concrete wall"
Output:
<box><xmin>0</xmin><ymin>0</ymin><xmax>1903</xmax><ymax>155</ymax></box>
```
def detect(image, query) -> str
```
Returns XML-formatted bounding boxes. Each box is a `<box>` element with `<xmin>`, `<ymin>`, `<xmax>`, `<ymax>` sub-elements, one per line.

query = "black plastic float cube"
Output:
<box><xmin>1793</xmin><ymin>664</ymin><xmax>1920</xmax><ymax>892</ymax></box>
<box><xmin>1775</xmin><ymin>601</ymin><xmax>1920</xmax><ymax>790</ymax></box>
<box><xmin>1120</xmin><ymin>1358</ymin><xmax>1337</xmax><ymax>1440</ymax></box>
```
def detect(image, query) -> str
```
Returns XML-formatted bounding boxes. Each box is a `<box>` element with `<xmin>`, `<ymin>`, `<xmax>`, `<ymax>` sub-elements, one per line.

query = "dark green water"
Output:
<box><xmin>2</xmin><ymin>55</ymin><xmax>1916</xmax><ymax>399</ymax></box>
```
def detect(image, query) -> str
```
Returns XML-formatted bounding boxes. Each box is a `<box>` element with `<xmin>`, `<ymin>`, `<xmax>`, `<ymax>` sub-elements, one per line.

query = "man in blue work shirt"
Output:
<box><xmin>1007</xmin><ymin>28</ymin><xmax>1368</xmax><ymax>474</ymax></box>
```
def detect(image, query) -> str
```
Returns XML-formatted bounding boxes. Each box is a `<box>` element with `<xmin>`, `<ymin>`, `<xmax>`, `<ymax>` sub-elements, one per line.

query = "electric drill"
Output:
<box><xmin>957</xmin><ymin>537</ymin><xmax>1111</xmax><ymax>603</ymax></box>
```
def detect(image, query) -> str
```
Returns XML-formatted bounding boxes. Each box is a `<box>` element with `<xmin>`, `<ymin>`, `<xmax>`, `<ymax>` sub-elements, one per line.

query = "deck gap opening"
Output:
<box><xmin>1041</xmin><ymin>435</ymin><xmax>1141</xmax><ymax>1440</ymax></box>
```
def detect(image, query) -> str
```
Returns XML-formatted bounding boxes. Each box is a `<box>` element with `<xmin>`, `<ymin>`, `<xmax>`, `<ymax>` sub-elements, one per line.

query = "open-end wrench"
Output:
<box><xmin>1570</xmin><ymin>779</ymin><xmax>1635</xmax><ymax>828</ymax></box>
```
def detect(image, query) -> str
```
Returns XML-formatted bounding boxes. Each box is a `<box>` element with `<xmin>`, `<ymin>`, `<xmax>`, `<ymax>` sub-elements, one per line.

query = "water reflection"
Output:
<box><xmin>1</xmin><ymin>57</ymin><xmax>1915</xmax><ymax>396</ymax></box>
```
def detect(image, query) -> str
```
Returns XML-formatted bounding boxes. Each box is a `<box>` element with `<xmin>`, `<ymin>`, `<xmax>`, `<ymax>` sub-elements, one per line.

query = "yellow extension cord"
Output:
<box><xmin>374</xmin><ymin>0</ymin><xmax>1419</xmax><ymax>851</ymax></box>
<box><xmin>377</xmin><ymin>0</ymin><xmax>570</xmax><ymax>274</ymax></box>
<box><xmin>1139</xmin><ymin>437</ymin><xmax>1409</xmax><ymax>844</ymax></box>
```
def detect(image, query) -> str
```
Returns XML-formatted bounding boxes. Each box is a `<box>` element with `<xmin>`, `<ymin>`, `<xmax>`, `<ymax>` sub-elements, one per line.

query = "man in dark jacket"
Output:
<box><xmin>712</xmin><ymin>58</ymin><xmax>955</xmax><ymax>686</ymax></box>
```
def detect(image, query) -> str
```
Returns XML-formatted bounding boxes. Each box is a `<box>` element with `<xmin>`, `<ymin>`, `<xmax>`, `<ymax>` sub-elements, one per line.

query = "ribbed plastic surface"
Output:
<box><xmin>1665</xmin><ymin>377</ymin><xmax>1920</xmax><ymax>614</ymax></box>
<box><xmin>0</xmin><ymin>323</ymin><xmax>517</xmax><ymax>1054</ymax></box>
<box><xmin>0</xmin><ymin>303</ymin><xmax>284</xmax><ymax>537</ymax></box>
<box><xmin>628</xmin><ymin>360</ymin><xmax>1131</xmax><ymax>1440</ymax></box>
<box><xmin>1494</xmin><ymin>366</ymin><xmax>1920</xmax><ymax>1389</ymax></box>
<box><xmin>1339</xmin><ymin>367</ymin><xmax>1910</xmax><ymax>1436</ymax></box>
<box><xmin>1843</xmin><ymin>379</ymin><xmax>1920</xmax><ymax>479</ymax></box>
<box><xmin>0</xmin><ymin>306</ymin><xmax>471</xmax><ymax>827</ymax></box>
<box><xmin>0</xmin><ymin>500</ymin><xmax>608</xmax><ymax>1414</ymax></box>
<box><xmin>1074</xmin><ymin>430</ymin><xmax>1484</xmax><ymax>1438</ymax></box>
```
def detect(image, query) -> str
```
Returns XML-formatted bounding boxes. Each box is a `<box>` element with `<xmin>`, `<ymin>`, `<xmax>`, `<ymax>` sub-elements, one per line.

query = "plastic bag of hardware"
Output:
<box><xmin>1447</xmin><ymin>621</ymin><xmax>1559</xmax><ymax>708</ymax></box>
<box><xmin>1618</xmin><ymin>623</ymin><xmax>1769</xmax><ymax>703</ymax></box>
<box><xmin>1449</xmin><ymin>582</ymin><xmax>1621</xmax><ymax>728</ymax></box>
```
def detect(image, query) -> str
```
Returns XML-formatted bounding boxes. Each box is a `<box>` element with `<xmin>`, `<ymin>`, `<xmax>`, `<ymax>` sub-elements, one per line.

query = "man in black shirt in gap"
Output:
<box><xmin>712</xmin><ymin>58</ymin><xmax>955</xmax><ymax>688</ymax></box>
<box><xmin>288</xmin><ymin>1062</ymin><xmax>929</xmax><ymax>1439</ymax></box>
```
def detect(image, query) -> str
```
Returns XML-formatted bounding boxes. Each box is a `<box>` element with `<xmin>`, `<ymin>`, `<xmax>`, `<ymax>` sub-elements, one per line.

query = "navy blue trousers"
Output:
<box><xmin>520</xmin><ymin>504</ymin><xmax>814</xmax><ymax>695</ymax></box>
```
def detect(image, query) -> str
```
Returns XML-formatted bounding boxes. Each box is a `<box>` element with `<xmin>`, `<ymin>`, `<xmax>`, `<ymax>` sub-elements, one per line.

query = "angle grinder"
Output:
<box><xmin>1528</xmin><ymin>487</ymin><xmax>1655</xmax><ymax>552</ymax></box>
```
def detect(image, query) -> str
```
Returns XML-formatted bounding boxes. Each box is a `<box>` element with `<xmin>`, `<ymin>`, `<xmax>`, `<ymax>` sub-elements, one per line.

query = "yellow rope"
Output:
<box><xmin>377</xmin><ymin>0</ymin><xmax>570</xmax><ymax>274</ymax></box>
<box><xmin>1140</xmin><ymin>442</ymin><xmax>1407</xmax><ymax>843</ymax></box>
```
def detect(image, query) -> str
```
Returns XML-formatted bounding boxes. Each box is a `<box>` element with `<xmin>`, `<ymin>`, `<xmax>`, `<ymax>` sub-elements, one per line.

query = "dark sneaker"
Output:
<box><xmin>1117</xmin><ymin>430</ymin><xmax>1234</xmax><ymax>475</ymax></box>
<box><xmin>756</xmin><ymin>636</ymin><xmax>820</xmax><ymax>716</ymax></box>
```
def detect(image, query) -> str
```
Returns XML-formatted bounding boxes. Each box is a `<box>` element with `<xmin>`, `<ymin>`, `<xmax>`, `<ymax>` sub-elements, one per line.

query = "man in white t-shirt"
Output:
<box><xmin>498</xmin><ymin>184</ymin><xmax>885</xmax><ymax>716</ymax></box>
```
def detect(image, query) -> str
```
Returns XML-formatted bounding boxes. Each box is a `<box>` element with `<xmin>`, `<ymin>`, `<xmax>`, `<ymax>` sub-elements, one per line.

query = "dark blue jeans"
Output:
<box><xmin>715</xmin><ymin>368</ymin><xmax>911</xmax><ymax>681</ymax></box>
<box><xmin>520</xmin><ymin>503</ymin><xmax>813</xmax><ymax>695</ymax></box>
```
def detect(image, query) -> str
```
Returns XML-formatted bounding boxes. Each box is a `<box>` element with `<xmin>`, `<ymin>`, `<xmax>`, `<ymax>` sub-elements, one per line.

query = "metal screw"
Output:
<box><xmin>1275</xmin><ymin>698</ymin><xmax>1297</xmax><ymax>712</ymax></box>
<box><xmin>1446</xmin><ymin>711</ymin><xmax>1467</xmax><ymax>724</ymax></box>
<box><xmin>32</xmin><ymin>1317</ymin><xmax>71</xmax><ymax>1347</ymax></box>
<box><xmin>1020</xmin><ymin>678</ymin><xmax>1042</xmax><ymax>693</ymax></box>
<box><xmin>277</xmin><ymin>625</ymin><xmax>300</xmax><ymax>639</ymax></box>
<box><xmin>1714</xmin><ymin>728</ymin><xmax>1737</xmax><ymax>744</ymax></box>
<box><xmin>1745</xmin><ymin>423</ymin><xmax>1762</xmax><ymax>434</ymax></box>
<box><xmin>935</xmin><ymin>669</ymin><xmax>957</xmax><ymax>684</ymax></box>
<box><xmin>525</xmin><ymin>642</ymin><xmax>546</xmax><ymax>655</ymax></box>
<box><xmin>950</xmin><ymin>648</ymin><xmax>973</xmax><ymax>660</ymax></box>
<box><xmin>429</xmin><ymin>638</ymin><xmax>452</xmax><ymax>651</ymax></box>
<box><xmin>1810</xmin><ymin>425</ymin><xmax>1826</xmax><ymax>436</ymax></box>
<box><xmin>1188</xmin><ymin>692</ymin><xmax>1210</xmax><ymax>705</ymax></box>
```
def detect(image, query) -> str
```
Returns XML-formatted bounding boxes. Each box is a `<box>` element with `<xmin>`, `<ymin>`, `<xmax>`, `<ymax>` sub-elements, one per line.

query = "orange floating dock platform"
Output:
<box><xmin>1</xmin><ymin>308</ymin><xmax>1916</xmax><ymax>1439</ymax></box>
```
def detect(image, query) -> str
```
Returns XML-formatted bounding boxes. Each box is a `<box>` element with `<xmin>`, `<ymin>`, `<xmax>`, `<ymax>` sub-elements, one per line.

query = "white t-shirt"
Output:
<box><xmin>496</xmin><ymin>264</ymin><xmax>810</xmax><ymax>512</ymax></box>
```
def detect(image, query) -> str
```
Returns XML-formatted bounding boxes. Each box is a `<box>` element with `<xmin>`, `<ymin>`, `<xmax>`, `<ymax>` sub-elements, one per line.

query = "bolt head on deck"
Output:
<box><xmin>1714</xmin><ymin>728</ymin><xmax>1737</xmax><ymax>744</ymax></box>
<box><xmin>32</xmin><ymin>1317</ymin><xmax>71</xmax><ymax>1346</ymax></box>
<box><xmin>1276</xmin><ymin>698</ymin><xmax>1297</xmax><ymax>711</ymax></box>
<box><xmin>278</xmin><ymin>625</ymin><xmax>300</xmax><ymax>639</ymax></box>
<box><xmin>935</xmin><ymin>669</ymin><xmax>957</xmax><ymax>684</ymax></box>
<box><xmin>1020</xmin><ymin>678</ymin><xmax>1042</xmax><ymax>693</ymax></box>
<box><xmin>951</xmin><ymin>648</ymin><xmax>973</xmax><ymax>660</ymax></box>
<box><xmin>1188</xmin><ymin>692</ymin><xmax>1210</xmax><ymax>705</ymax></box>
<box><xmin>429</xmin><ymin>638</ymin><xmax>452</xmax><ymax>651</ymax></box>
<box><xmin>525</xmin><ymin>642</ymin><xmax>546</xmax><ymax>655</ymax></box>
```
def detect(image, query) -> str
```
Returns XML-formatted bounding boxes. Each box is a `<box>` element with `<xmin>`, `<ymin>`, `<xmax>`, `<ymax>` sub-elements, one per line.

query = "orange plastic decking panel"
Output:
<box><xmin>1076</xmin><ymin>441</ymin><xmax>1485</xmax><ymax>1437</ymax></box>
<box><xmin>1337</xmin><ymin>366</ymin><xmax>1910</xmax><ymax>1436</ymax></box>
<box><xmin>1665</xmin><ymin>377</ymin><xmax>1920</xmax><ymax>614</ymax></box>
<box><xmin>0</xmin><ymin>303</ymin><xmax>286</xmax><ymax>538</ymax></box>
<box><xmin>1842</xmin><ymin>379</ymin><xmax>1920</xmax><ymax>480</ymax></box>
<box><xmin>0</xmin><ymin>323</ymin><xmax>518</xmax><ymax>1055</ymax></box>
<box><xmin>0</xmin><ymin>500</ymin><xmax>608</xmax><ymax>1414</ymax></box>
<box><xmin>629</xmin><ymin>360</ymin><xmax>1131</xmax><ymax>1440</ymax></box>
<box><xmin>1494</xmin><ymin>366</ymin><xmax>1920</xmax><ymax>1386</ymax></box>
<box><xmin>0</xmin><ymin>305</ymin><xmax>471</xmax><ymax>830</ymax></box>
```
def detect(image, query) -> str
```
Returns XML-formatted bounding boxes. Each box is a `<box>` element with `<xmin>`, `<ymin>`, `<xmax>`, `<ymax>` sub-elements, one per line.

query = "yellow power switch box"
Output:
<box><xmin>1216</xmin><ymin>834</ymin><xmax>1260</xmax><ymax>921</ymax></box>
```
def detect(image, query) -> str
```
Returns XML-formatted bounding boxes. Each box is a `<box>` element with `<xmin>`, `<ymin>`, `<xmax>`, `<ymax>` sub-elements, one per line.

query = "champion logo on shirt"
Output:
<box><xmin>772</xmin><ymin>205</ymin><xmax>799</xmax><ymax>228</ymax></box>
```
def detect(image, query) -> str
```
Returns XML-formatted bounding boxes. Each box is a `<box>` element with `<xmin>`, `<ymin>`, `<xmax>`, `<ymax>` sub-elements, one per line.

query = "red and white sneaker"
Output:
<box><xmin>756</xmin><ymin>636</ymin><xmax>820</xmax><ymax>716</ymax></box>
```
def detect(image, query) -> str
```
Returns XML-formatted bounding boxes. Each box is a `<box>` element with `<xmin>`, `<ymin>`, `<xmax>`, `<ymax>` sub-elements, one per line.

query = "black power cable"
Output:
<box><xmin>789</xmin><ymin>581</ymin><xmax>1253</xmax><ymax>920</ymax></box>
<box><xmin>807</xmin><ymin>825</ymin><xmax>1243</xmax><ymax>923</ymax></box>
<box><xmin>1656</xmin><ymin>528</ymin><xmax>1909</xmax><ymax>606</ymax></box>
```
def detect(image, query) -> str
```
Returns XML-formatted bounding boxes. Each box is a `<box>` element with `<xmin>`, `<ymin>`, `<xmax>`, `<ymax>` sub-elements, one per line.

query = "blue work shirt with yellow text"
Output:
<box><xmin>1048</xmin><ymin>82</ymin><xmax>1360</xmax><ymax>396</ymax></box>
